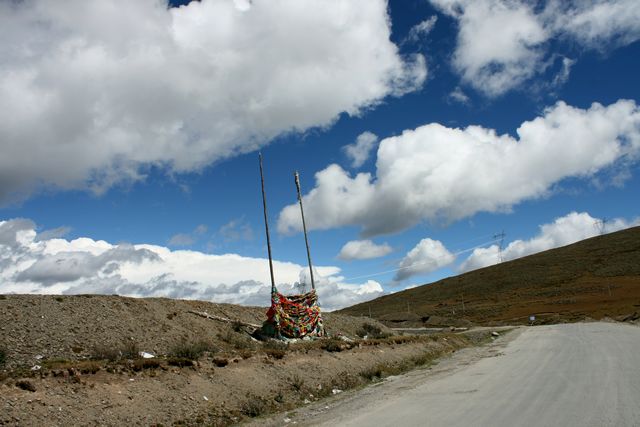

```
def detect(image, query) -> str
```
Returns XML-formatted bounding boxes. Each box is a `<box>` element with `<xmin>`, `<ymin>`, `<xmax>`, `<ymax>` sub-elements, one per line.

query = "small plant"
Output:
<box><xmin>170</xmin><ymin>339</ymin><xmax>215</xmax><ymax>360</ymax></box>
<box><xmin>359</xmin><ymin>365</ymin><xmax>383</xmax><ymax>381</ymax></box>
<box><xmin>321</xmin><ymin>338</ymin><xmax>346</xmax><ymax>352</ymax></box>
<box><xmin>212</xmin><ymin>356</ymin><xmax>229</xmax><ymax>367</ymax></box>
<box><xmin>91</xmin><ymin>339</ymin><xmax>140</xmax><ymax>361</ymax></box>
<box><xmin>131</xmin><ymin>359</ymin><xmax>161</xmax><ymax>371</ymax></box>
<box><xmin>219</xmin><ymin>329</ymin><xmax>255</xmax><ymax>351</ymax></box>
<box><xmin>232</xmin><ymin>321</ymin><xmax>245</xmax><ymax>332</ymax></box>
<box><xmin>121</xmin><ymin>340</ymin><xmax>140</xmax><ymax>359</ymax></box>
<box><xmin>166</xmin><ymin>357</ymin><xmax>194</xmax><ymax>368</ymax></box>
<box><xmin>241</xmin><ymin>396</ymin><xmax>266</xmax><ymax>418</ymax></box>
<box><xmin>263</xmin><ymin>348</ymin><xmax>286</xmax><ymax>359</ymax></box>
<box><xmin>290</xmin><ymin>373</ymin><xmax>304</xmax><ymax>391</ymax></box>
<box><xmin>356</xmin><ymin>323</ymin><xmax>390</xmax><ymax>339</ymax></box>
<box><xmin>262</xmin><ymin>339</ymin><xmax>287</xmax><ymax>359</ymax></box>
<box><xmin>16</xmin><ymin>379</ymin><xmax>36</xmax><ymax>392</ymax></box>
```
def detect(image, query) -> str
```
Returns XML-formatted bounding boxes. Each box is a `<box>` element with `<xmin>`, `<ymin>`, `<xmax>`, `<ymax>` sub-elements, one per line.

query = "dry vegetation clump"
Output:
<box><xmin>170</xmin><ymin>338</ymin><xmax>217</xmax><ymax>360</ymax></box>
<box><xmin>290</xmin><ymin>373</ymin><xmax>305</xmax><ymax>391</ymax></box>
<box><xmin>261</xmin><ymin>339</ymin><xmax>288</xmax><ymax>359</ymax></box>
<box><xmin>15</xmin><ymin>379</ymin><xmax>36</xmax><ymax>392</ymax></box>
<box><xmin>241</xmin><ymin>395</ymin><xmax>268</xmax><ymax>418</ymax></box>
<box><xmin>356</xmin><ymin>322</ymin><xmax>391</xmax><ymax>339</ymax></box>
<box><xmin>91</xmin><ymin>339</ymin><xmax>140</xmax><ymax>361</ymax></box>
<box><xmin>0</xmin><ymin>346</ymin><xmax>6</xmax><ymax>367</ymax></box>
<box><xmin>219</xmin><ymin>329</ymin><xmax>257</xmax><ymax>352</ymax></box>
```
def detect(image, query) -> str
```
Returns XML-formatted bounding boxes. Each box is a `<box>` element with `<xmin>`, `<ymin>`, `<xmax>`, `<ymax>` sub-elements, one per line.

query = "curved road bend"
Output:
<box><xmin>316</xmin><ymin>322</ymin><xmax>640</xmax><ymax>427</ymax></box>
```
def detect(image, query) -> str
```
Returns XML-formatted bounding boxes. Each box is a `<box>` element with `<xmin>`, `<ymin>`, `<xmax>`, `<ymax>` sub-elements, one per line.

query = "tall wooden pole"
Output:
<box><xmin>259</xmin><ymin>153</ymin><xmax>276</xmax><ymax>291</ymax></box>
<box><xmin>295</xmin><ymin>171</ymin><xmax>315</xmax><ymax>290</ymax></box>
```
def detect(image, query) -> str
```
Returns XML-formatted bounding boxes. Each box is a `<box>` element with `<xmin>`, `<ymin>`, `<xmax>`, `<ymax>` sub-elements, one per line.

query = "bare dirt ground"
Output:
<box><xmin>0</xmin><ymin>295</ymin><xmax>480</xmax><ymax>426</ymax></box>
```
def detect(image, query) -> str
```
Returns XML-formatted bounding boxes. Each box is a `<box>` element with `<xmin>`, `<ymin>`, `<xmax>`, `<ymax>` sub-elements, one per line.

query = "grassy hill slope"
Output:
<box><xmin>339</xmin><ymin>226</ymin><xmax>640</xmax><ymax>326</ymax></box>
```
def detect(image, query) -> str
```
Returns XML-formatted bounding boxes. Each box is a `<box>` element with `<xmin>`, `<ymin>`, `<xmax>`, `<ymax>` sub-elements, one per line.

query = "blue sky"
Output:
<box><xmin>1</xmin><ymin>0</ymin><xmax>639</xmax><ymax>309</ymax></box>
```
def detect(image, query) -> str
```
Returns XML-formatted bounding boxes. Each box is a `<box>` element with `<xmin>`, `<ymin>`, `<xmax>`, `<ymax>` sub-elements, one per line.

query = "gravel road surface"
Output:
<box><xmin>310</xmin><ymin>323</ymin><xmax>640</xmax><ymax>427</ymax></box>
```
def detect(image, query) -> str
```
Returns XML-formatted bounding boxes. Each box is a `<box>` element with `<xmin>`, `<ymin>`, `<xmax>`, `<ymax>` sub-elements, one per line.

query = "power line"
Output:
<box><xmin>493</xmin><ymin>230</ymin><xmax>506</xmax><ymax>263</ymax></box>
<box><xmin>594</xmin><ymin>218</ymin><xmax>608</xmax><ymax>235</ymax></box>
<box><xmin>343</xmin><ymin>237</ymin><xmax>500</xmax><ymax>282</ymax></box>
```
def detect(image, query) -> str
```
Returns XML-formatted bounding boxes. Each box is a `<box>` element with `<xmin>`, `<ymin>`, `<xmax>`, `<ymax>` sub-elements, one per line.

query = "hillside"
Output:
<box><xmin>339</xmin><ymin>226</ymin><xmax>640</xmax><ymax>326</ymax></box>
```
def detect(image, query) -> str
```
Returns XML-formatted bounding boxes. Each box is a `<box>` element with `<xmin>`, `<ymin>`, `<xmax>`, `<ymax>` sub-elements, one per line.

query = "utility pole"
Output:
<box><xmin>259</xmin><ymin>153</ymin><xmax>276</xmax><ymax>291</ymax></box>
<box><xmin>295</xmin><ymin>171</ymin><xmax>315</xmax><ymax>290</ymax></box>
<box><xmin>493</xmin><ymin>230</ymin><xmax>506</xmax><ymax>263</ymax></box>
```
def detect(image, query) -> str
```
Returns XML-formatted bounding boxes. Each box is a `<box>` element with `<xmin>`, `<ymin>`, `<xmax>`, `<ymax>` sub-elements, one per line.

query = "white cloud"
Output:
<box><xmin>431</xmin><ymin>0</ymin><xmax>547</xmax><ymax>96</ymax></box>
<box><xmin>338</xmin><ymin>239</ymin><xmax>393</xmax><ymax>260</ymax></box>
<box><xmin>0</xmin><ymin>218</ymin><xmax>381</xmax><ymax>311</ymax></box>
<box><xmin>0</xmin><ymin>0</ymin><xmax>426</xmax><ymax>203</ymax></box>
<box><xmin>405</xmin><ymin>16</ymin><xmax>438</xmax><ymax>44</ymax></box>
<box><xmin>551</xmin><ymin>57</ymin><xmax>575</xmax><ymax>88</ymax></box>
<box><xmin>394</xmin><ymin>238</ymin><xmax>455</xmax><ymax>281</ymax></box>
<box><xmin>278</xmin><ymin>99</ymin><xmax>640</xmax><ymax>237</ymax></box>
<box><xmin>549</xmin><ymin>0</ymin><xmax>640</xmax><ymax>48</ymax></box>
<box><xmin>459</xmin><ymin>211</ymin><xmax>640</xmax><ymax>272</ymax></box>
<box><xmin>168</xmin><ymin>224</ymin><xmax>208</xmax><ymax>247</ymax></box>
<box><xmin>218</xmin><ymin>218</ymin><xmax>253</xmax><ymax>242</ymax></box>
<box><xmin>343</xmin><ymin>132</ymin><xmax>379</xmax><ymax>168</ymax></box>
<box><xmin>34</xmin><ymin>226</ymin><xmax>72</xmax><ymax>242</ymax></box>
<box><xmin>448</xmin><ymin>86</ymin><xmax>471</xmax><ymax>105</ymax></box>
<box><xmin>430</xmin><ymin>0</ymin><xmax>640</xmax><ymax>96</ymax></box>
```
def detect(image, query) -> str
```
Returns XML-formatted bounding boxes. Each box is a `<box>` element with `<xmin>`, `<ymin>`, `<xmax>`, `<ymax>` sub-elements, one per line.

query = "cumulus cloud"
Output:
<box><xmin>0</xmin><ymin>0</ymin><xmax>426</xmax><ymax>203</ymax></box>
<box><xmin>0</xmin><ymin>218</ymin><xmax>381</xmax><ymax>311</ymax></box>
<box><xmin>34</xmin><ymin>226</ymin><xmax>72</xmax><ymax>242</ymax></box>
<box><xmin>278</xmin><ymin>99</ymin><xmax>640</xmax><ymax>237</ymax></box>
<box><xmin>394</xmin><ymin>238</ymin><xmax>455</xmax><ymax>281</ymax></box>
<box><xmin>405</xmin><ymin>16</ymin><xmax>438</xmax><ymax>44</ymax></box>
<box><xmin>343</xmin><ymin>132</ymin><xmax>379</xmax><ymax>169</ymax></box>
<box><xmin>338</xmin><ymin>239</ymin><xmax>393</xmax><ymax>260</ymax></box>
<box><xmin>549</xmin><ymin>0</ymin><xmax>640</xmax><ymax>48</ymax></box>
<box><xmin>430</xmin><ymin>0</ymin><xmax>640</xmax><ymax>96</ymax></box>
<box><xmin>459</xmin><ymin>211</ymin><xmax>640</xmax><ymax>272</ymax></box>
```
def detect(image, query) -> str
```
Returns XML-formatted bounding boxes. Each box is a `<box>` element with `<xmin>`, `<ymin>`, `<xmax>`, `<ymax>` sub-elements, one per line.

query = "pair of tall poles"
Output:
<box><xmin>259</xmin><ymin>153</ymin><xmax>315</xmax><ymax>293</ymax></box>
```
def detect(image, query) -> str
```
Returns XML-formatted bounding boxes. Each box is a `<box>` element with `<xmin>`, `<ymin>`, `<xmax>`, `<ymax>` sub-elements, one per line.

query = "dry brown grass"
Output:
<box><xmin>340</xmin><ymin>226</ymin><xmax>640</xmax><ymax>325</ymax></box>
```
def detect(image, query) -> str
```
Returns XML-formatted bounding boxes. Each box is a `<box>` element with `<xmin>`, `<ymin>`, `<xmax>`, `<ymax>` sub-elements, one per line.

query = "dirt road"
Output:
<box><xmin>264</xmin><ymin>323</ymin><xmax>640</xmax><ymax>427</ymax></box>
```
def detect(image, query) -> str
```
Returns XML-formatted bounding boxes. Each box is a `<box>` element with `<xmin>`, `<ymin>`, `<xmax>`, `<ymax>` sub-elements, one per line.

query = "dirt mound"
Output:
<box><xmin>0</xmin><ymin>295</ymin><xmax>478</xmax><ymax>426</ymax></box>
<box><xmin>0</xmin><ymin>294</ymin><xmax>387</xmax><ymax>368</ymax></box>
